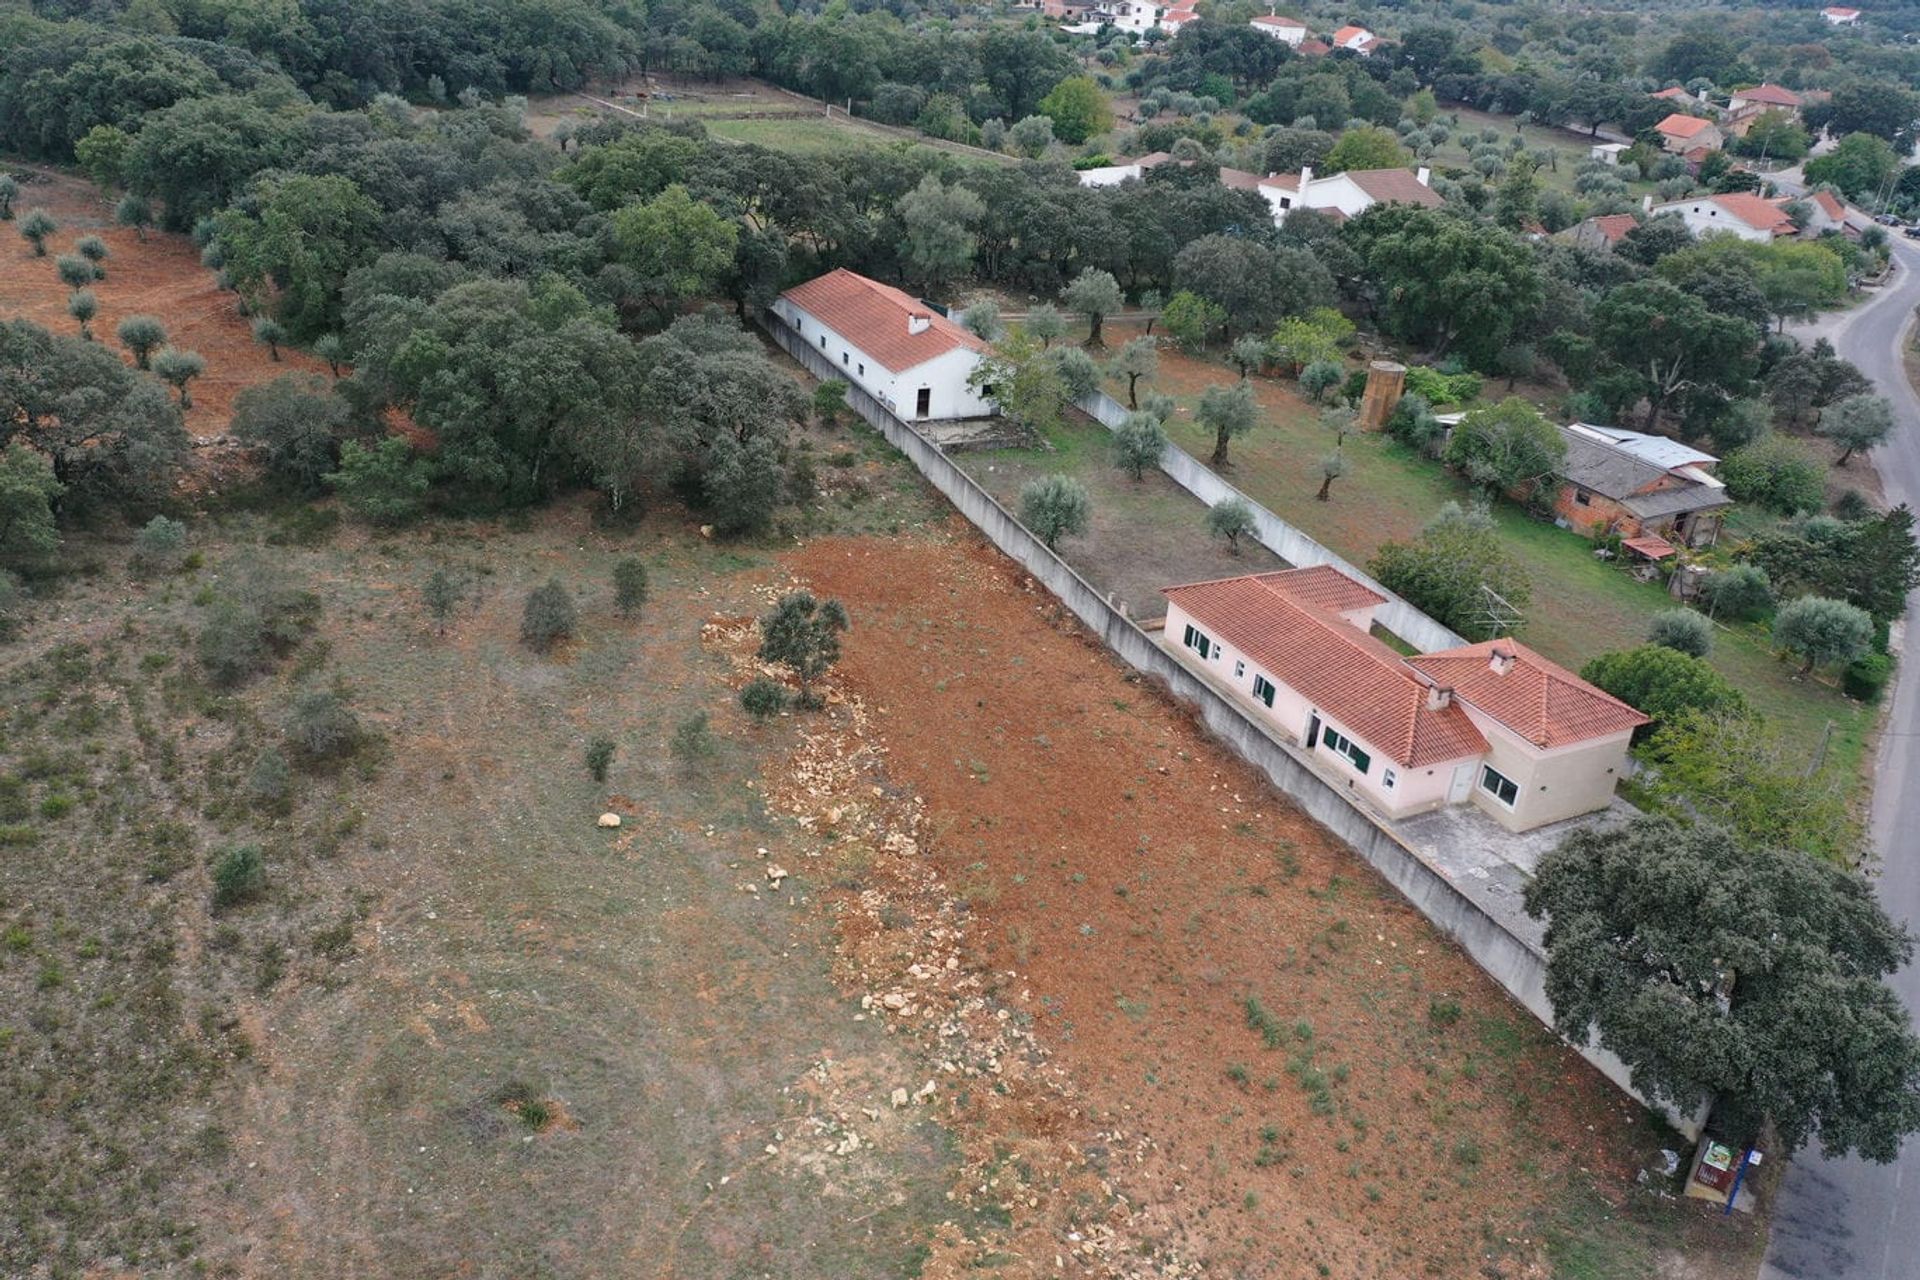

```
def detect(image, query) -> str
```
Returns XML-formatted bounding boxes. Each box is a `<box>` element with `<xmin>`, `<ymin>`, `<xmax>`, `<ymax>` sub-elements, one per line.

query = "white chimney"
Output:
<box><xmin>1642</xmin><ymin>193</ymin><xmax>1654</xmax><ymax>213</ymax></box>
<box><xmin>1415</xmin><ymin>166</ymin><xmax>1431</xmax><ymax>187</ymax></box>
<box><xmin>1488</xmin><ymin>647</ymin><xmax>1516</xmax><ymax>676</ymax></box>
<box><xmin>908</xmin><ymin>312</ymin><xmax>931</xmax><ymax>336</ymax></box>
<box><xmin>1426</xmin><ymin>685</ymin><xmax>1453</xmax><ymax>711</ymax></box>
<box><xmin>1299</xmin><ymin>165</ymin><xmax>1314</xmax><ymax>186</ymax></box>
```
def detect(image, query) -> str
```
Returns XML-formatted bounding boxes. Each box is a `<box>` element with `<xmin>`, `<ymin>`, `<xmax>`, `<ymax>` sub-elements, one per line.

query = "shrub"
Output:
<box><xmin>758</xmin><ymin>591</ymin><xmax>849</xmax><ymax>707</ymax></box>
<box><xmin>1774</xmin><ymin>594</ymin><xmax>1874</xmax><ymax>673</ymax></box>
<box><xmin>1403</xmin><ymin>366</ymin><xmax>1482</xmax><ymax>407</ymax></box>
<box><xmin>284</xmin><ymin>688</ymin><xmax>362</xmax><ymax>761</ymax></box>
<box><xmin>1580</xmin><ymin>645</ymin><xmax>1745</xmax><ymax>733</ymax></box>
<box><xmin>198</xmin><ymin>600</ymin><xmax>268</xmax><ymax>686</ymax></box>
<box><xmin>245</xmin><ymin>749</ymin><xmax>292</xmax><ymax>812</ymax></box>
<box><xmin>116</xmin><ymin>315</ymin><xmax>167</xmax><ymax>370</ymax></box>
<box><xmin>1368</xmin><ymin>503</ymin><xmax>1531</xmax><ymax>642</ymax></box>
<box><xmin>326</xmin><ymin>437</ymin><xmax>429</xmax><ymax>526</ymax></box>
<box><xmin>1299</xmin><ymin>360</ymin><xmax>1343</xmax><ymax>403</ymax></box>
<box><xmin>131</xmin><ymin>515</ymin><xmax>188</xmax><ymax>577</ymax></box>
<box><xmin>520</xmin><ymin>579</ymin><xmax>577</xmax><ymax>653</ymax></box>
<box><xmin>0</xmin><ymin>570</ymin><xmax>21</xmax><ymax>641</ymax></box>
<box><xmin>212</xmin><ymin>845</ymin><xmax>266</xmax><ymax>910</ymax></box>
<box><xmin>612</xmin><ymin>557</ymin><xmax>649</xmax><ymax>617</ymax></box>
<box><xmin>1207</xmin><ymin>497</ymin><xmax>1258</xmax><ymax>552</ymax></box>
<box><xmin>740</xmin><ymin>677</ymin><xmax>789</xmax><ymax>720</ymax></box>
<box><xmin>1429</xmin><ymin>998</ymin><xmax>1463</xmax><ymax>1027</ymax></box>
<box><xmin>1698</xmin><ymin>564</ymin><xmax>1772</xmax><ymax>622</ymax></box>
<box><xmin>1722</xmin><ymin>437</ymin><xmax>1826</xmax><ymax>514</ymax></box>
<box><xmin>1844</xmin><ymin>652</ymin><xmax>1893</xmax><ymax>702</ymax></box>
<box><xmin>1111</xmin><ymin>411</ymin><xmax>1169</xmax><ymax>481</ymax></box>
<box><xmin>1647</xmin><ymin>608</ymin><xmax>1712</xmax><ymax>657</ymax></box>
<box><xmin>585</xmin><ymin>736</ymin><xmax>616</xmax><ymax>782</ymax></box>
<box><xmin>670</xmin><ymin>711</ymin><xmax>716</xmax><ymax>760</ymax></box>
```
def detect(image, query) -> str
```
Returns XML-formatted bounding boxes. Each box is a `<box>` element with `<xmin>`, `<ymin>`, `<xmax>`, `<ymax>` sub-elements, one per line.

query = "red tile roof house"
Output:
<box><xmin>773</xmin><ymin>269</ymin><xmax>995</xmax><ymax>422</ymax></box>
<box><xmin>1653</xmin><ymin>112</ymin><xmax>1724</xmax><ymax>155</ymax></box>
<box><xmin>1160</xmin><ymin>566</ymin><xmax>1645</xmax><ymax>831</ymax></box>
<box><xmin>1647</xmin><ymin>191</ymin><xmax>1796</xmax><ymax>242</ymax></box>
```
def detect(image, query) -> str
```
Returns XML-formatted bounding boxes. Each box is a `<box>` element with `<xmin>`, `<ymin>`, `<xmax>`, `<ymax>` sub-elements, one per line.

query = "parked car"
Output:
<box><xmin>1903</xmin><ymin>225</ymin><xmax>1920</xmax><ymax>239</ymax></box>
<box><xmin>1877</xmin><ymin>213</ymin><xmax>1903</xmax><ymax>226</ymax></box>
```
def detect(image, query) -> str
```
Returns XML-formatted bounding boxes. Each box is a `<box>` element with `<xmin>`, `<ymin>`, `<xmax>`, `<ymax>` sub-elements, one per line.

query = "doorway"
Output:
<box><xmin>915</xmin><ymin>387</ymin><xmax>931</xmax><ymax>418</ymax></box>
<box><xmin>1447</xmin><ymin>761</ymin><xmax>1474</xmax><ymax>803</ymax></box>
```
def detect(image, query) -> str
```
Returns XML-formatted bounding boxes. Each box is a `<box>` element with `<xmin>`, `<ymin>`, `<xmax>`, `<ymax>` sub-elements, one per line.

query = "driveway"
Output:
<box><xmin>1760</xmin><ymin>241</ymin><xmax>1920</xmax><ymax>1279</ymax></box>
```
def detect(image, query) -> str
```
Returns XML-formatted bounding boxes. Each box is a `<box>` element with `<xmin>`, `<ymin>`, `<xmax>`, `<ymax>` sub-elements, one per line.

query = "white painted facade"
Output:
<box><xmin>1646</xmin><ymin>197</ymin><xmax>1779</xmax><ymax>242</ymax></box>
<box><xmin>1248</xmin><ymin>16</ymin><xmax>1308</xmax><ymax>45</ymax></box>
<box><xmin>1258</xmin><ymin>166</ymin><xmax>1434</xmax><ymax>225</ymax></box>
<box><xmin>770</xmin><ymin>296</ymin><xmax>996</xmax><ymax>421</ymax></box>
<box><xmin>1160</xmin><ymin>600</ymin><xmax>1476</xmax><ymax>820</ymax></box>
<box><xmin>1453</xmin><ymin>705</ymin><xmax>1635</xmax><ymax>833</ymax></box>
<box><xmin>1077</xmin><ymin>160</ymin><xmax>1149</xmax><ymax>187</ymax></box>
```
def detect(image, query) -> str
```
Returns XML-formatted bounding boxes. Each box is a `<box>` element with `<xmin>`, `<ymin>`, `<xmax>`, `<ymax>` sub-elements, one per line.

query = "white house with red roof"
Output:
<box><xmin>1330</xmin><ymin>23</ymin><xmax>1382</xmax><ymax>54</ymax></box>
<box><xmin>1256</xmin><ymin>164</ymin><xmax>1442</xmax><ymax>224</ymax></box>
<box><xmin>1822</xmin><ymin>5</ymin><xmax>1860</xmax><ymax>24</ymax></box>
<box><xmin>1728</xmin><ymin>83</ymin><xmax>1803</xmax><ymax>116</ymax></box>
<box><xmin>1249</xmin><ymin>13</ymin><xmax>1309</xmax><ymax>44</ymax></box>
<box><xmin>1647</xmin><ymin>191</ymin><xmax>1796</xmax><ymax>241</ymax></box>
<box><xmin>1161</xmin><ymin>565</ymin><xmax>1644</xmax><ymax>830</ymax></box>
<box><xmin>774</xmin><ymin>269</ymin><xmax>995</xmax><ymax>421</ymax></box>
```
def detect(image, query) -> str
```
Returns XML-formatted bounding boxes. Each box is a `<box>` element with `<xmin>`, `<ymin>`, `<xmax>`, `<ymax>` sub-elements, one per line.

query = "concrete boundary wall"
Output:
<box><xmin>762</xmin><ymin>312</ymin><xmax>1685</xmax><ymax>1134</ymax></box>
<box><xmin>1075</xmin><ymin>389</ymin><xmax>1468</xmax><ymax>654</ymax></box>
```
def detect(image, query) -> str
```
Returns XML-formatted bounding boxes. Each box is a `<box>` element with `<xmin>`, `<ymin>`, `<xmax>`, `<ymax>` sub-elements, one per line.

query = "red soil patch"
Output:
<box><xmin>0</xmin><ymin>166</ymin><xmax>327</xmax><ymax>438</ymax></box>
<box><xmin>785</xmin><ymin>527</ymin><xmax>1667</xmax><ymax>1278</ymax></box>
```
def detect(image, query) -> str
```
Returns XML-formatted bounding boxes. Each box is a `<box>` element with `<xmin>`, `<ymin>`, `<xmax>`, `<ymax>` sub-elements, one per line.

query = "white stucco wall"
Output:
<box><xmin>1161</xmin><ymin>602</ymin><xmax>1471</xmax><ymax>819</ymax></box>
<box><xmin>772</xmin><ymin>298</ymin><xmax>996</xmax><ymax>420</ymax></box>
<box><xmin>1078</xmin><ymin>163</ymin><xmax>1145</xmax><ymax>187</ymax></box>
<box><xmin>1456</xmin><ymin>706</ymin><xmax>1634</xmax><ymax>832</ymax></box>
<box><xmin>1249</xmin><ymin>19</ymin><xmax>1307</xmax><ymax>44</ymax></box>
<box><xmin>1649</xmin><ymin>200</ymin><xmax>1774</xmax><ymax>242</ymax></box>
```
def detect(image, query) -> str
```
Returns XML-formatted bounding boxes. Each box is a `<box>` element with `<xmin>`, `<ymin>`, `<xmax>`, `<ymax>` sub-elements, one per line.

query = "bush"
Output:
<box><xmin>130</xmin><ymin>515</ymin><xmax>188</xmax><ymax>577</ymax></box>
<box><xmin>326</xmin><ymin>437</ymin><xmax>429</xmax><ymax>526</ymax></box>
<box><xmin>1368</xmin><ymin>503</ymin><xmax>1531</xmax><ymax>642</ymax></box>
<box><xmin>1299</xmin><ymin>360</ymin><xmax>1343</xmax><ymax>403</ymax></box>
<box><xmin>740</xmin><ymin>677</ymin><xmax>789</xmax><ymax>720</ymax></box>
<box><xmin>1698</xmin><ymin>564</ymin><xmax>1772</xmax><ymax>622</ymax></box>
<box><xmin>1722</xmin><ymin>437</ymin><xmax>1826</xmax><ymax>514</ymax></box>
<box><xmin>1112</xmin><ymin>411</ymin><xmax>1169</xmax><ymax>481</ymax></box>
<box><xmin>198</xmin><ymin>600</ymin><xmax>267</xmax><ymax>687</ymax></box>
<box><xmin>0</xmin><ymin>570</ymin><xmax>20</xmax><ymax>641</ymax></box>
<box><xmin>284</xmin><ymin>688</ymin><xmax>362</xmax><ymax>761</ymax></box>
<box><xmin>1403</xmin><ymin>365</ymin><xmax>1482</xmax><ymax>407</ymax></box>
<box><xmin>670</xmin><ymin>710</ymin><xmax>716</xmax><ymax>760</ymax></box>
<box><xmin>1207</xmin><ymin>497</ymin><xmax>1258</xmax><ymax>552</ymax></box>
<box><xmin>1579</xmin><ymin>645</ymin><xmax>1746</xmax><ymax>733</ymax></box>
<box><xmin>1647</xmin><ymin>608</ymin><xmax>1712</xmax><ymax>657</ymax></box>
<box><xmin>520</xmin><ymin>579</ymin><xmax>577</xmax><ymax>653</ymax></box>
<box><xmin>212</xmin><ymin>845</ymin><xmax>266</xmax><ymax>910</ymax></box>
<box><xmin>1844</xmin><ymin>652</ymin><xmax>1893</xmax><ymax>702</ymax></box>
<box><xmin>1774</xmin><ymin>594</ymin><xmax>1874</xmax><ymax>673</ymax></box>
<box><xmin>612</xmin><ymin>557</ymin><xmax>649</xmax><ymax>617</ymax></box>
<box><xmin>585</xmin><ymin>736</ymin><xmax>616</xmax><ymax>782</ymax></box>
<box><xmin>245</xmin><ymin>749</ymin><xmax>292</xmax><ymax>812</ymax></box>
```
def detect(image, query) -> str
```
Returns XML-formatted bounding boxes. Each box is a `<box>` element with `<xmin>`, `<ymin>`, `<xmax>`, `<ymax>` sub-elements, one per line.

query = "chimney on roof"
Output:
<box><xmin>1300</xmin><ymin>165</ymin><xmax>1314</xmax><ymax>186</ymax></box>
<box><xmin>1489</xmin><ymin>647</ymin><xmax>1516</xmax><ymax>676</ymax></box>
<box><xmin>1415</xmin><ymin>166</ymin><xmax>1431</xmax><ymax>187</ymax></box>
<box><xmin>908</xmin><ymin>312</ymin><xmax>931</xmax><ymax>336</ymax></box>
<box><xmin>1642</xmin><ymin>193</ymin><xmax>1654</xmax><ymax>213</ymax></box>
<box><xmin>1426</xmin><ymin>684</ymin><xmax>1453</xmax><ymax>711</ymax></box>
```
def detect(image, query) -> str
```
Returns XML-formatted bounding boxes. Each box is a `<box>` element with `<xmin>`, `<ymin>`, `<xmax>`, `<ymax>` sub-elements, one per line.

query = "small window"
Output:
<box><xmin>857</xmin><ymin>362</ymin><xmax>865</xmax><ymax>376</ymax></box>
<box><xmin>1480</xmin><ymin>765</ymin><xmax>1519</xmax><ymax>808</ymax></box>
<box><xmin>1252</xmin><ymin>675</ymin><xmax>1277</xmax><ymax>709</ymax></box>
<box><xmin>842</xmin><ymin>352</ymin><xmax>849</xmax><ymax>365</ymax></box>
<box><xmin>1182</xmin><ymin>623</ymin><xmax>1214</xmax><ymax>660</ymax></box>
<box><xmin>1574</xmin><ymin>488</ymin><xmax>1591</xmax><ymax>507</ymax></box>
<box><xmin>1321</xmin><ymin>726</ymin><xmax>1371</xmax><ymax>775</ymax></box>
<box><xmin>1233</xmin><ymin>659</ymin><xmax>1246</xmax><ymax>678</ymax></box>
<box><xmin>819</xmin><ymin>335</ymin><xmax>827</xmax><ymax>349</ymax></box>
<box><xmin>1382</xmin><ymin>768</ymin><xmax>1397</xmax><ymax>790</ymax></box>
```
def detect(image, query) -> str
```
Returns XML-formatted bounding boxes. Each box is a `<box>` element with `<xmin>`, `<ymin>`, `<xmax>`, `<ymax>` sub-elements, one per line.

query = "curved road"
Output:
<box><xmin>1761</xmin><ymin>241</ymin><xmax>1920</xmax><ymax>1279</ymax></box>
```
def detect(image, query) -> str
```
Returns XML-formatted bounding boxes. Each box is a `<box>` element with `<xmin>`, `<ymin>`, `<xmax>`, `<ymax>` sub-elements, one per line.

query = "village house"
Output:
<box><xmin>1822</xmin><ymin>5</ymin><xmax>1860</xmax><ymax>24</ymax></box>
<box><xmin>1727</xmin><ymin>83</ymin><xmax>1803</xmax><ymax>118</ymax></box>
<box><xmin>1791</xmin><ymin>188</ymin><xmax>1856</xmax><ymax>236</ymax></box>
<box><xmin>773</xmin><ymin>269</ymin><xmax>995</xmax><ymax>422</ymax></box>
<box><xmin>1075</xmin><ymin>150</ymin><xmax>1173</xmax><ymax>186</ymax></box>
<box><xmin>1653</xmin><ymin>112</ymin><xmax>1724</xmax><ymax>156</ymax></box>
<box><xmin>1248</xmin><ymin>13</ymin><xmax>1309</xmax><ymax>44</ymax></box>
<box><xmin>1566</xmin><ymin>212</ymin><xmax>1641</xmax><ymax>252</ymax></box>
<box><xmin>1159</xmin><ymin>565</ymin><xmax>1645</xmax><ymax>832</ymax></box>
<box><xmin>1553</xmin><ymin>422</ymin><xmax>1732</xmax><ymax>550</ymax></box>
<box><xmin>1652</xmin><ymin>85</ymin><xmax>1694</xmax><ymax>103</ymax></box>
<box><xmin>1330</xmin><ymin>23</ymin><xmax>1382</xmax><ymax>54</ymax></box>
<box><xmin>1646</xmin><ymin>190</ymin><xmax>1795</xmax><ymax>241</ymax></box>
<box><xmin>1257</xmin><ymin>165</ymin><xmax>1442</xmax><ymax>223</ymax></box>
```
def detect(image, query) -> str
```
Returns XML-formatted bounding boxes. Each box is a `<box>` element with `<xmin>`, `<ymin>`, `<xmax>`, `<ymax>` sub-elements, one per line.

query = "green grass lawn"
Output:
<box><xmin>1425</xmin><ymin>106</ymin><xmax>1659</xmax><ymax>202</ymax></box>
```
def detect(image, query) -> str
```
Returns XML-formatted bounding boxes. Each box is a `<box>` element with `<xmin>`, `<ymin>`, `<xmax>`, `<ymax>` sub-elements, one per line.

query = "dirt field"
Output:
<box><xmin>0</xmin><ymin>165</ymin><xmax>326</xmax><ymax>438</ymax></box>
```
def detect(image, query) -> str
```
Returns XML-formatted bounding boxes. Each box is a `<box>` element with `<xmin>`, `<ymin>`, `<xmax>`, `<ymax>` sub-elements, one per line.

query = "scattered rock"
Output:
<box><xmin>765</xmin><ymin>864</ymin><xmax>789</xmax><ymax>884</ymax></box>
<box><xmin>890</xmin><ymin>1087</ymin><xmax>909</xmax><ymax>1109</ymax></box>
<box><xmin>596</xmin><ymin>813</ymin><xmax>621</xmax><ymax>829</ymax></box>
<box><xmin>881</xmin><ymin>992</ymin><xmax>908</xmax><ymax>1011</ymax></box>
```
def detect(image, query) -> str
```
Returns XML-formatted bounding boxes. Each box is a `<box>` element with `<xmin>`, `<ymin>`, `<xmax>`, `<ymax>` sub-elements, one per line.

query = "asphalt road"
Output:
<box><xmin>1760</xmin><ymin>242</ymin><xmax>1920</xmax><ymax>1279</ymax></box>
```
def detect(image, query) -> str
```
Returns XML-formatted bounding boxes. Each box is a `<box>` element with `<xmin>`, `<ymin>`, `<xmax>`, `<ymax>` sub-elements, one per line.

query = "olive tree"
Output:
<box><xmin>117</xmin><ymin>315</ymin><xmax>167</xmax><ymax>369</ymax></box>
<box><xmin>1207</xmin><ymin>497</ymin><xmax>1258</xmax><ymax>552</ymax></box>
<box><xmin>1019</xmin><ymin>474</ymin><xmax>1091</xmax><ymax>550</ymax></box>
<box><xmin>1061</xmin><ymin>268</ymin><xmax>1124</xmax><ymax>347</ymax></box>
<box><xmin>19</xmin><ymin>209</ymin><xmax>56</xmax><ymax>256</ymax></box>
<box><xmin>152</xmin><ymin>347</ymin><xmax>206</xmax><ymax>408</ymax></box>
<box><xmin>1773</xmin><ymin>595</ymin><xmax>1873</xmax><ymax>673</ymax></box>
<box><xmin>1112</xmin><ymin>411</ymin><xmax>1168</xmax><ymax>481</ymax></box>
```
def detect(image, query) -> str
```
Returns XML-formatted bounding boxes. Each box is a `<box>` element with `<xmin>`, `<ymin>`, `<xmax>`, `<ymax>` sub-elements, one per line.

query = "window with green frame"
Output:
<box><xmin>1182</xmin><ymin>622</ymin><xmax>1214</xmax><ymax>659</ymax></box>
<box><xmin>1252</xmin><ymin>674</ymin><xmax>1276</xmax><ymax>708</ymax></box>
<box><xmin>1321</xmin><ymin>725</ymin><xmax>1371</xmax><ymax>774</ymax></box>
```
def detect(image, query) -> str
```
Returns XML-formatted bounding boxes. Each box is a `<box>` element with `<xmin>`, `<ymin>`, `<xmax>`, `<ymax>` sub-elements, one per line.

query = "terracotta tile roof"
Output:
<box><xmin>1298</xmin><ymin>38</ymin><xmax>1331</xmax><ymax>55</ymax></box>
<box><xmin>1259</xmin><ymin>171</ymin><xmax>1301</xmax><ymax>191</ymax></box>
<box><xmin>1344</xmin><ymin>168</ymin><xmax>1444</xmax><ymax>207</ymax></box>
<box><xmin>1707</xmin><ymin>191</ymin><xmax>1796</xmax><ymax>234</ymax></box>
<box><xmin>1406</xmin><ymin>640</ymin><xmax>1648</xmax><ymax>749</ymax></box>
<box><xmin>1656</xmin><ymin>113</ymin><xmax>1714</xmax><ymax>139</ymax></box>
<box><xmin>1251</xmin><ymin>15</ymin><xmax>1307</xmax><ymax>28</ymax></box>
<box><xmin>1587</xmin><ymin>213</ymin><xmax>1639</xmax><ymax>245</ymax></box>
<box><xmin>1822</xmin><ymin>6</ymin><xmax>1859</xmax><ymax>16</ymax></box>
<box><xmin>1162</xmin><ymin>574</ymin><xmax>1486</xmax><ymax>767</ymax></box>
<box><xmin>1652</xmin><ymin>86</ymin><xmax>1691</xmax><ymax>100</ymax></box>
<box><xmin>1332</xmin><ymin>24</ymin><xmax>1372</xmax><ymax>45</ymax></box>
<box><xmin>780</xmin><ymin>269</ymin><xmax>985</xmax><ymax>374</ymax></box>
<box><xmin>1810</xmin><ymin>189</ymin><xmax>1847</xmax><ymax>220</ymax></box>
<box><xmin>1219</xmin><ymin>166</ymin><xmax>1266</xmax><ymax>190</ymax></box>
<box><xmin>1735</xmin><ymin>83</ymin><xmax>1802</xmax><ymax>108</ymax></box>
<box><xmin>1255</xmin><ymin>564</ymin><xmax>1387</xmax><ymax>614</ymax></box>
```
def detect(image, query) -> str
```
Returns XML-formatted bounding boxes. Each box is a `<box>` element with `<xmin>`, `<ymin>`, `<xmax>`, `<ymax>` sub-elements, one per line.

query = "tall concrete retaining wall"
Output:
<box><xmin>1076</xmin><ymin>389</ymin><xmax>1468</xmax><ymax>654</ymax></box>
<box><xmin>764</xmin><ymin>313</ymin><xmax>1691</xmax><ymax>1137</ymax></box>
